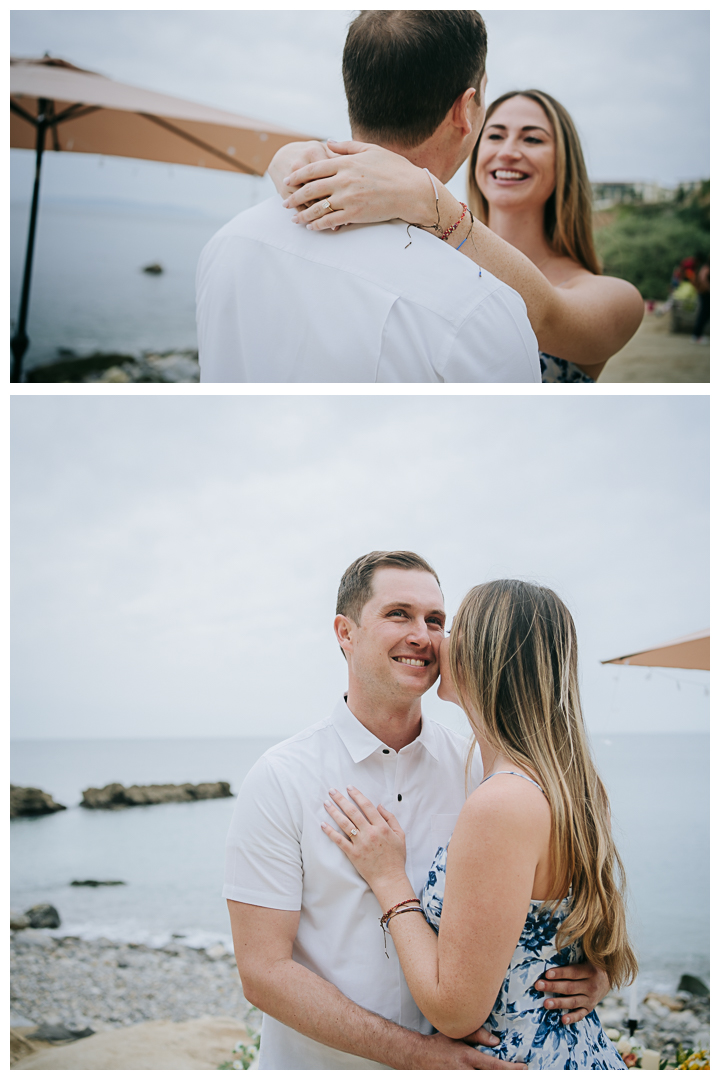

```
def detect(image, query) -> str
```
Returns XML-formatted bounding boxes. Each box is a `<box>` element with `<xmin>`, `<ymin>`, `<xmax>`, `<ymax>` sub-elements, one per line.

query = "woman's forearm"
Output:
<box><xmin>280</xmin><ymin>146</ymin><xmax>631</xmax><ymax>365</ymax></box>
<box><xmin>279</xmin><ymin>144</ymin><xmax>561</xmax><ymax>338</ymax></box>
<box><xmin>422</xmin><ymin>184</ymin><xmax>558</xmax><ymax>346</ymax></box>
<box><xmin>382</xmin><ymin>904</ymin><xmax>492</xmax><ymax>1040</ymax></box>
<box><xmin>419</xmin><ymin>183</ymin><xmax>641</xmax><ymax>369</ymax></box>
<box><xmin>373</xmin><ymin>879</ymin><xmax>491</xmax><ymax>1040</ymax></box>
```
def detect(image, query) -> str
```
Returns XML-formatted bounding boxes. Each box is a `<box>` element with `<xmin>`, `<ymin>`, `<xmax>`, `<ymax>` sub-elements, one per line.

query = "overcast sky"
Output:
<box><xmin>10</xmin><ymin>9</ymin><xmax>710</xmax><ymax>219</ymax></box>
<box><xmin>11</xmin><ymin>395</ymin><xmax>709</xmax><ymax>741</ymax></box>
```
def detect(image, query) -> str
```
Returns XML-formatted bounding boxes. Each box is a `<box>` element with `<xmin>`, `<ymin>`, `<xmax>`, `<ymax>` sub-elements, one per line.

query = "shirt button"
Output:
<box><xmin>397</xmin><ymin>794</ymin><xmax>402</xmax><ymax>802</ymax></box>
<box><xmin>382</xmin><ymin>749</ymin><xmax>390</xmax><ymax>755</ymax></box>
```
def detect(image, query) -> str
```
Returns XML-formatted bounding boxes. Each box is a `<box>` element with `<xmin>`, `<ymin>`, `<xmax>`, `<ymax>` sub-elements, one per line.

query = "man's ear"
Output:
<box><xmin>450</xmin><ymin>87</ymin><xmax>478</xmax><ymax>138</ymax></box>
<box><xmin>334</xmin><ymin>613</ymin><xmax>356</xmax><ymax>657</ymax></box>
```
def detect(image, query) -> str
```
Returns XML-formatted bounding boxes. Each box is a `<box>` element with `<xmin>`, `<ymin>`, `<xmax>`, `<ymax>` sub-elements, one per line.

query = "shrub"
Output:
<box><xmin>593</xmin><ymin>184</ymin><xmax>709</xmax><ymax>301</ymax></box>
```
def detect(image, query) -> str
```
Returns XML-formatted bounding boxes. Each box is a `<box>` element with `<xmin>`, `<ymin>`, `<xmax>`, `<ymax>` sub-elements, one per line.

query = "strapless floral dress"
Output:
<box><xmin>420</xmin><ymin>775</ymin><xmax>626</xmax><ymax>1069</ymax></box>
<box><xmin>540</xmin><ymin>352</ymin><xmax>595</xmax><ymax>383</ymax></box>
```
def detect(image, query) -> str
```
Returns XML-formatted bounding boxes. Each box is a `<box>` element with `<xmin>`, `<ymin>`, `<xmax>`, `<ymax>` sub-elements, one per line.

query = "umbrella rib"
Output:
<box><xmin>10</xmin><ymin>99</ymin><xmax>101</xmax><ymax>128</ymax></box>
<box><xmin>10</xmin><ymin>99</ymin><xmax>37</xmax><ymax>126</ymax></box>
<box><xmin>138</xmin><ymin>111</ymin><xmax>257</xmax><ymax>174</ymax></box>
<box><xmin>49</xmin><ymin>103</ymin><xmax>101</xmax><ymax>126</ymax></box>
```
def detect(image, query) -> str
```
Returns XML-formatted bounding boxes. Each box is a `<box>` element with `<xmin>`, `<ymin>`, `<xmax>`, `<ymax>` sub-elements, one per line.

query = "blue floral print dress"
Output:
<box><xmin>420</xmin><ymin>772</ymin><xmax>626</xmax><ymax>1069</ymax></box>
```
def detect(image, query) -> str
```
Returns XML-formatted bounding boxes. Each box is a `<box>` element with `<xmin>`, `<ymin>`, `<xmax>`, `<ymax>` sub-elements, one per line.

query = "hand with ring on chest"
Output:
<box><xmin>321</xmin><ymin>786</ymin><xmax>411</xmax><ymax>903</ymax></box>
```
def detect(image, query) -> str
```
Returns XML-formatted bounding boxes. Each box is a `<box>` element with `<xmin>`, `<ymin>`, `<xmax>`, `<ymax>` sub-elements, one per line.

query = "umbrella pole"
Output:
<box><xmin>11</xmin><ymin>99</ymin><xmax>48</xmax><ymax>383</ymax></box>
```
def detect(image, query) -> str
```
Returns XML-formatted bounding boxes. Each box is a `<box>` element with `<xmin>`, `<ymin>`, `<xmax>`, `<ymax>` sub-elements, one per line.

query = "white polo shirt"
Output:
<box><xmin>197</xmin><ymin>196</ymin><xmax>540</xmax><ymax>383</ymax></box>
<box><xmin>223</xmin><ymin>697</ymin><xmax>483</xmax><ymax>1070</ymax></box>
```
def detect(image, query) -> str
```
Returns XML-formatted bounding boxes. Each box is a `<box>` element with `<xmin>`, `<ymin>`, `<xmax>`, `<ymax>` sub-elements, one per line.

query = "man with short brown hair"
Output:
<box><xmin>336</xmin><ymin>550</ymin><xmax>440</xmax><ymax>626</ymax></box>
<box><xmin>343</xmin><ymin>11</ymin><xmax>488</xmax><ymax>149</ymax></box>
<box><xmin>223</xmin><ymin>551</ymin><xmax>607</xmax><ymax>1069</ymax></box>
<box><xmin>197</xmin><ymin>12</ymin><xmax>539</xmax><ymax>383</ymax></box>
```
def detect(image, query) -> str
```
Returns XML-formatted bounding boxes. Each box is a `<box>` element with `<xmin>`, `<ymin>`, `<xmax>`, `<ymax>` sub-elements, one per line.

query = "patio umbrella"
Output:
<box><xmin>601</xmin><ymin>629</ymin><xmax>709</xmax><ymax>670</ymax></box>
<box><xmin>10</xmin><ymin>55</ymin><xmax>317</xmax><ymax>381</ymax></box>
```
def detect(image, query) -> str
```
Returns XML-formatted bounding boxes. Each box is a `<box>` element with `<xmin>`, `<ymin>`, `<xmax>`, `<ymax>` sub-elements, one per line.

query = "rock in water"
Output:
<box><xmin>80</xmin><ymin>781</ymin><xmax>233</xmax><ymax>809</ymax></box>
<box><xmin>11</xmin><ymin>911</ymin><xmax>31</xmax><ymax>930</ymax></box>
<box><xmin>25</xmin><ymin>903</ymin><xmax>61</xmax><ymax>929</ymax></box>
<box><xmin>142</xmin><ymin>263</ymin><xmax>163</xmax><ymax>275</ymax></box>
<box><xmin>678</xmin><ymin>974</ymin><xmax>709</xmax><ymax>998</ymax></box>
<box><xmin>80</xmin><ymin>782</ymin><xmax>130</xmax><ymax>808</ymax></box>
<box><xmin>192</xmin><ymin>782</ymin><xmax>233</xmax><ymax>801</ymax></box>
<box><xmin>70</xmin><ymin>880</ymin><xmax>126</xmax><ymax>887</ymax></box>
<box><xmin>11</xmin><ymin>785</ymin><xmax>67</xmax><ymax>818</ymax></box>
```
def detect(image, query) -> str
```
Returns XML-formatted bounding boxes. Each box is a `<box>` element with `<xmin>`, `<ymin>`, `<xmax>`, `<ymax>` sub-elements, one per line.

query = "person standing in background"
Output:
<box><xmin>692</xmin><ymin>258</ymin><xmax>710</xmax><ymax>344</ymax></box>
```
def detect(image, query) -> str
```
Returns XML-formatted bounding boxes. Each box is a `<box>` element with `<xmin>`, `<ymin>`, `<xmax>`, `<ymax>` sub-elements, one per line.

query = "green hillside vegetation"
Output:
<box><xmin>593</xmin><ymin>181</ymin><xmax>709</xmax><ymax>301</ymax></box>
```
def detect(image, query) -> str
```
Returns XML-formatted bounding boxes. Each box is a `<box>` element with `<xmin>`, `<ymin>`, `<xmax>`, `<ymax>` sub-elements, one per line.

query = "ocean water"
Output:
<box><xmin>10</xmin><ymin>200</ymin><xmax>239</xmax><ymax>370</ymax></box>
<box><xmin>10</xmin><ymin>732</ymin><xmax>709</xmax><ymax>995</ymax></box>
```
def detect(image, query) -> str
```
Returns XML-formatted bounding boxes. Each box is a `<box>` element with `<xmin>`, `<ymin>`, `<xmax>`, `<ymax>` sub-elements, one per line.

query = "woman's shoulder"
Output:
<box><xmin>546</xmin><ymin>256</ymin><xmax>641</xmax><ymax>299</ymax></box>
<box><xmin>452</xmin><ymin>771</ymin><xmax>551</xmax><ymax>866</ymax></box>
<box><xmin>558</xmin><ymin>262</ymin><xmax>643</xmax><ymax>306</ymax></box>
<box><xmin>463</xmin><ymin>769</ymin><xmax>550</xmax><ymax>827</ymax></box>
<box><xmin>554</xmin><ymin>262</ymin><xmax>645</xmax><ymax>339</ymax></box>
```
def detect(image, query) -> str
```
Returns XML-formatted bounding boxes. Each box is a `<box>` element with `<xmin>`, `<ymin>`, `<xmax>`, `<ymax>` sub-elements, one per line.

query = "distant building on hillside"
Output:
<box><xmin>591</xmin><ymin>181</ymin><xmax>673</xmax><ymax>210</ymax></box>
<box><xmin>591</xmin><ymin>179</ymin><xmax>706</xmax><ymax>211</ymax></box>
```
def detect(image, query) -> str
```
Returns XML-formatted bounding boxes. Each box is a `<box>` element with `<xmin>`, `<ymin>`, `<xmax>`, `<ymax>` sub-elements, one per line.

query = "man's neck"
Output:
<box><xmin>345</xmin><ymin>684</ymin><xmax>423</xmax><ymax>752</ymax></box>
<box><xmin>354</xmin><ymin>130</ymin><xmax>459</xmax><ymax>186</ymax></box>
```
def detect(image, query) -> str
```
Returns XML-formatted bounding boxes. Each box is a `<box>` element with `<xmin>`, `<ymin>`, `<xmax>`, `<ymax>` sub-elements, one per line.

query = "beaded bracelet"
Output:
<box><xmin>440</xmin><ymin>202</ymin><xmax>468</xmax><ymax>243</ymax></box>
<box><xmin>379</xmin><ymin>898</ymin><xmax>421</xmax><ymax>928</ymax></box>
<box><xmin>455</xmin><ymin>209</ymin><xmax>475</xmax><ymax>252</ymax></box>
<box><xmin>385</xmin><ymin>907</ymin><xmax>425</xmax><ymax>926</ymax></box>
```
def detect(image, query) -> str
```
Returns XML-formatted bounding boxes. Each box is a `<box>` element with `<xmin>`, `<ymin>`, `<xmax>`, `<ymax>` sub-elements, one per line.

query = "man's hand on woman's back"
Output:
<box><xmin>417</xmin><ymin>1031</ymin><xmax>527</xmax><ymax>1070</ymax></box>
<box><xmin>535</xmin><ymin>961</ymin><xmax>610</xmax><ymax>1024</ymax></box>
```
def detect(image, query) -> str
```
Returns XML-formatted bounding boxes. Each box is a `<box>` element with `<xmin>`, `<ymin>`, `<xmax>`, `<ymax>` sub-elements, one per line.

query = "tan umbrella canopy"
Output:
<box><xmin>601</xmin><ymin>629</ymin><xmax>709</xmax><ymax>671</ymax></box>
<box><xmin>11</xmin><ymin>56</ymin><xmax>314</xmax><ymax>175</ymax></box>
<box><xmin>10</xmin><ymin>55</ymin><xmax>317</xmax><ymax>380</ymax></box>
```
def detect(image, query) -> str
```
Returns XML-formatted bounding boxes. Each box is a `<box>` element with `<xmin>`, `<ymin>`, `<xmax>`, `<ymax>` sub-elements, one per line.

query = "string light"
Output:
<box><xmin>607</xmin><ymin>668</ymin><xmax>709</xmax><ymax>691</ymax></box>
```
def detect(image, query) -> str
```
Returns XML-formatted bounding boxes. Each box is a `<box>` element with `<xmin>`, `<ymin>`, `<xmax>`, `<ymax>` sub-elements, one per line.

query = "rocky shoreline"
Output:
<box><xmin>10</xmin><ymin>781</ymin><xmax>233</xmax><ymax>815</ymax></box>
<box><xmin>10</xmin><ymin>786</ymin><xmax>66</xmax><ymax>819</ymax></box>
<box><xmin>25</xmin><ymin>350</ymin><xmax>199</xmax><ymax>383</ymax></box>
<box><xmin>80</xmin><ymin>780</ymin><xmax>233</xmax><ymax>809</ymax></box>
<box><xmin>595</xmin><ymin>988</ymin><xmax>709</xmax><ymax>1068</ymax></box>
<box><xmin>11</xmin><ymin>929</ymin><xmax>709</xmax><ymax>1068</ymax></box>
<box><xmin>11</xmin><ymin>929</ymin><xmax>248</xmax><ymax>1035</ymax></box>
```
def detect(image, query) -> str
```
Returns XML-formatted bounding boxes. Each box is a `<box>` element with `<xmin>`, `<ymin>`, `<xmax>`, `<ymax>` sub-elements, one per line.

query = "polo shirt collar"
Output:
<box><xmin>331</xmin><ymin>696</ymin><xmax>440</xmax><ymax>763</ymax></box>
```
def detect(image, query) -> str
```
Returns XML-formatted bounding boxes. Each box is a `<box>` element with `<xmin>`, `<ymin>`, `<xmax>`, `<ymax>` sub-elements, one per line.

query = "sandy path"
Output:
<box><xmin>12</xmin><ymin>1016</ymin><xmax>254</xmax><ymax>1070</ymax></box>
<box><xmin>599</xmin><ymin>312</ymin><xmax>709</xmax><ymax>383</ymax></box>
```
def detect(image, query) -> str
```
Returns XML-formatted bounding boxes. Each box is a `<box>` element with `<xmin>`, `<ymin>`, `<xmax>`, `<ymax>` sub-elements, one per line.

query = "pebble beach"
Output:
<box><xmin>11</xmin><ymin>927</ymin><xmax>709</xmax><ymax>1069</ymax></box>
<box><xmin>11</xmin><ymin>929</ymin><xmax>246</xmax><ymax>1032</ymax></box>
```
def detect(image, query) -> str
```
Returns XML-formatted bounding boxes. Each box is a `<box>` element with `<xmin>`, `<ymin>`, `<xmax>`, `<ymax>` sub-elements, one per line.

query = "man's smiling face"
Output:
<box><xmin>339</xmin><ymin>567</ymin><xmax>446</xmax><ymax>705</ymax></box>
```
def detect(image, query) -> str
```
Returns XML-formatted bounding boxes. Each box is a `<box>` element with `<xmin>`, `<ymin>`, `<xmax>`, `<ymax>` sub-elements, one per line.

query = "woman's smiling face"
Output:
<box><xmin>475</xmin><ymin>95</ymin><xmax>557</xmax><ymax>213</ymax></box>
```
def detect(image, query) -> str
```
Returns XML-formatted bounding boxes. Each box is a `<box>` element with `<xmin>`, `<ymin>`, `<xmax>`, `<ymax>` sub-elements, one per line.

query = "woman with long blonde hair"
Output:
<box><xmin>321</xmin><ymin>580</ymin><xmax>635</xmax><ymax>1068</ymax></box>
<box><xmin>271</xmin><ymin>90</ymin><xmax>644</xmax><ymax>382</ymax></box>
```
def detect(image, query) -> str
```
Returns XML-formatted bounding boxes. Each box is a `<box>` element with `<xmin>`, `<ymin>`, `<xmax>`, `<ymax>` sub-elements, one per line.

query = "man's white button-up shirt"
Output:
<box><xmin>223</xmin><ymin>696</ymin><xmax>483</xmax><ymax>1070</ymax></box>
<box><xmin>197</xmin><ymin>197</ymin><xmax>540</xmax><ymax>383</ymax></box>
